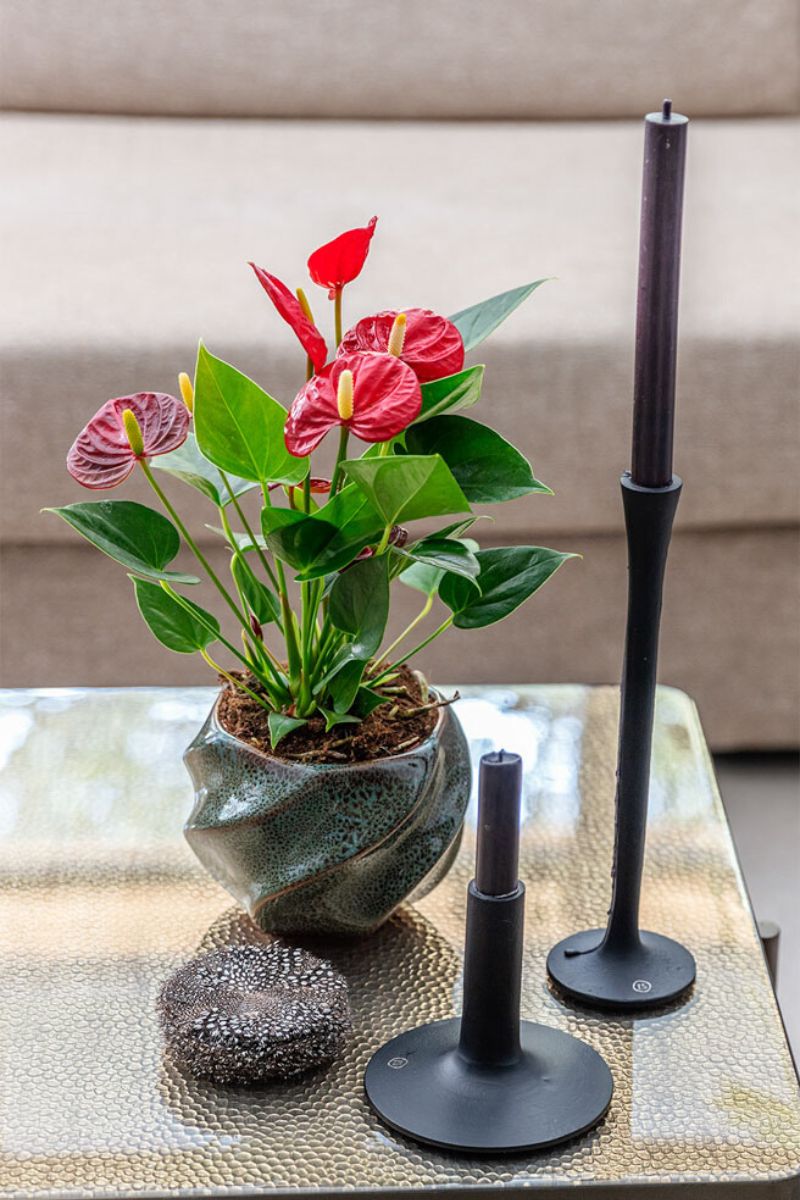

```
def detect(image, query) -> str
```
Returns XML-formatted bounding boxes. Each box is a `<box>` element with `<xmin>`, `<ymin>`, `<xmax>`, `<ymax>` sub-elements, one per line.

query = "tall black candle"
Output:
<box><xmin>475</xmin><ymin>750</ymin><xmax>522</xmax><ymax>896</ymax></box>
<box><xmin>631</xmin><ymin>99</ymin><xmax>688</xmax><ymax>488</ymax></box>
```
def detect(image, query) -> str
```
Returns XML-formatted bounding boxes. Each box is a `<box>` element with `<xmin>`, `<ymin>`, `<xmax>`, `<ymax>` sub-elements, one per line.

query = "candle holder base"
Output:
<box><xmin>547</xmin><ymin>929</ymin><xmax>695</xmax><ymax>1011</ymax></box>
<box><xmin>364</xmin><ymin>1017</ymin><xmax>612</xmax><ymax>1153</ymax></box>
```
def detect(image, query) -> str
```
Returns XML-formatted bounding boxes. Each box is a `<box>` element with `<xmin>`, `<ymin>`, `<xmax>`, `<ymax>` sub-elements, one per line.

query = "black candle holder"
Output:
<box><xmin>364</xmin><ymin>752</ymin><xmax>613</xmax><ymax>1154</ymax></box>
<box><xmin>546</xmin><ymin>473</ymin><xmax>696</xmax><ymax>1011</ymax></box>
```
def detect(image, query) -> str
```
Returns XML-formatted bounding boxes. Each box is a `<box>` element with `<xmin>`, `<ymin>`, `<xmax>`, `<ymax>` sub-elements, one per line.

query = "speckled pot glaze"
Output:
<box><xmin>183</xmin><ymin>694</ymin><xmax>472</xmax><ymax>936</ymax></box>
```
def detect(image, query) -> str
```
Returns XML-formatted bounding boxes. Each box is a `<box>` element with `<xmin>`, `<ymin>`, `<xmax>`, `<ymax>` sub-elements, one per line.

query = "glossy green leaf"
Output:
<box><xmin>261</xmin><ymin>487</ymin><xmax>384</xmax><ymax>580</ymax></box>
<box><xmin>230</xmin><ymin>553</ymin><xmax>281</xmax><ymax>624</ymax></box>
<box><xmin>319</xmin><ymin>708</ymin><xmax>362</xmax><ymax>733</ymax></box>
<box><xmin>416</xmin><ymin>365</ymin><xmax>484</xmax><ymax>423</ymax></box>
<box><xmin>45</xmin><ymin>501</ymin><xmax>199</xmax><ymax>584</ymax></box>
<box><xmin>132</xmin><ymin>578</ymin><xmax>219</xmax><ymax>652</ymax></box>
<box><xmin>151</xmin><ymin>431</ymin><xmax>258</xmax><ymax>506</ymax></box>
<box><xmin>268</xmin><ymin>712</ymin><xmax>307</xmax><ymax>748</ymax></box>
<box><xmin>328</xmin><ymin>556</ymin><xmax>390</xmax><ymax>661</ymax></box>
<box><xmin>351</xmin><ymin>685</ymin><xmax>387</xmax><ymax>718</ymax></box>
<box><xmin>398</xmin><ymin>559</ymin><xmax>445</xmax><ymax>596</ymax></box>
<box><xmin>398</xmin><ymin>536</ymin><xmax>480</xmax><ymax>582</ymax></box>
<box><xmin>406</xmin><ymin>415</ymin><xmax>551</xmax><ymax>503</ymax></box>
<box><xmin>194</xmin><ymin>344</ymin><xmax>308</xmax><ymax>485</ymax></box>
<box><xmin>323</xmin><ymin>659</ymin><xmax>369</xmax><ymax>714</ymax></box>
<box><xmin>321</xmin><ymin>557</ymin><xmax>391</xmax><ymax>712</ymax></box>
<box><xmin>440</xmin><ymin>546</ymin><xmax>576</xmax><ymax>628</ymax></box>
<box><xmin>260</xmin><ymin>508</ymin><xmax>336</xmax><ymax>572</ymax></box>
<box><xmin>449</xmin><ymin>280</ymin><xmax>550</xmax><ymax>351</ymax></box>
<box><xmin>343</xmin><ymin>455</ymin><xmax>471</xmax><ymax>528</ymax></box>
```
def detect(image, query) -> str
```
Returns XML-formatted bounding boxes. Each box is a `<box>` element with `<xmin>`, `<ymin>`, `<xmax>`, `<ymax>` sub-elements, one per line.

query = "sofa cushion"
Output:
<box><xmin>1</xmin><ymin>0</ymin><xmax>798</xmax><ymax>119</ymax></box>
<box><xmin>2</xmin><ymin>113</ymin><xmax>797</xmax><ymax>544</ymax></box>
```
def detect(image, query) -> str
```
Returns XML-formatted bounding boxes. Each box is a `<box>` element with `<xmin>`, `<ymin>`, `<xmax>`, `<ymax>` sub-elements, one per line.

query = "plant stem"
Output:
<box><xmin>379</xmin><ymin>593</ymin><xmax>434</xmax><ymax>662</ymax></box>
<box><xmin>262</xmin><ymin>481</ymin><xmax>302</xmax><ymax>692</ymax></box>
<box><xmin>140</xmin><ymin>460</ymin><xmax>252</xmax><ymax>633</ymax></box>
<box><xmin>221</xmin><ymin>473</ymin><xmax>279</xmax><ymax>591</ymax></box>
<box><xmin>373</xmin><ymin>615</ymin><xmax>454</xmax><ymax>683</ymax></box>
<box><xmin>161</xmin><ymin>583</ymin><xmax>281</xmax><ymax>701</ymax></box>
<box><xmin>375</xmin><ymin>523</ymin><xmax>393</xmax><ymax>555</ymax></box>
<box><xmin>200</xmin><ymin>649</ymin><xmax>273</xmax><ymax>713</ymax></box>
<box><xmin>329</xmin><ymin>426</ymin><xmax>350</xmax><ymax>495</ymax></box>
<box><xmin>334</xmin><ymin>288</ymin><xmax>343</xmax><ymax>347</ymax></box>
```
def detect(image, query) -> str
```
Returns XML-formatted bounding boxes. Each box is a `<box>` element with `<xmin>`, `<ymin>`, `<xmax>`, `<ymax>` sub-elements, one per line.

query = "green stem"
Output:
<box><xmin>375</xmin><ymin>522</ymin><xmax>393</xmax><ymax>555</ymax></box>
<box><xmin>334</xmin><ymin>288</ymin><xmax>343</xmax><ymax>347</ymax></box>
<box><xmin>201</xmin><ymin>649</ymin><xmax>274</xmax><ymax>714</ymax></box>
<box><xmin>262</xmin><ymin>482</ymin><xmax>302</xmax><ymax>691</ymax></box>
<box><xmin>141</xmin><ymin>460</ymin><xmax>251</xmax><ymax>634</ymax></box>
<box><xmin>329</xmin><ymin>426</ymin><xmax>350</xmax><ymax>495</ymax></box>
<box><xmin>221</xmin><ymin>474</ymin><xmax>279</xmax><ymax>592</ymax></box>
<box><xmin>379</xmin><ymin>593</ymin><xmax>434</xmax><ymax>662</ymax></box>
<box><xmin>162</xmin><ymin>583</ymin><xmax>281</xmax><ymax>702</ymax></box>
<box><xmin>373</xmin><ymin>615</ymin><xmax>454</xmax><ymax>683</ymax></box>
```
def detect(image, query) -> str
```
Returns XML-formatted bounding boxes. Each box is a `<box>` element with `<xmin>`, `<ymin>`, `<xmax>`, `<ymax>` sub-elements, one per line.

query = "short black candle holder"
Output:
<box><xmin>547</xmin><ymin>474</ymin><xmax>696</xmax><ymax>1011</ymax></box>
<box><xmin>365</xmin><ymin>752</ymin><xmax>613</xmax><ymax>1154</ymax></box>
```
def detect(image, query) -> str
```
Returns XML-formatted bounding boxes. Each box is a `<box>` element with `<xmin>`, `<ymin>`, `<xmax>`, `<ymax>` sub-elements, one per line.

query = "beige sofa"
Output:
<box><xmin>1</xmin><ymin>1</ymin><xmax>798</xmax><ymax>748</ymax></box>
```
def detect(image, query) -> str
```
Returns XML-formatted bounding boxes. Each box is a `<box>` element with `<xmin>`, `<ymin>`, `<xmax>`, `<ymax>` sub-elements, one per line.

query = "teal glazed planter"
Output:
<box><xmin>183</xmin><ymin>694</ymin><xmax>472</xmax><ymax>936</ymax></box>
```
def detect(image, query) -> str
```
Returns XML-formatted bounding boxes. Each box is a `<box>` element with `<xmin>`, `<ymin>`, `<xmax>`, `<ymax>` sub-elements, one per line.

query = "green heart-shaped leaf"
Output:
<box><xmin>44</xmin><ymin>501</ymin><xmax>199</xmax><ymax>584</ymax></box>
<box><xmin>416</xmin><ymin>365</ymin><xmax>484</xmax><ymax>423</ymax></box>
<box><xmin>399</xmin><ymin>536</ymin><xmax>480</xmax><ymax>582</ymax></box>
<box><xmin>261</xmin><ymin>487</ymin><xmax>385</xmax><ymax>579</ymax></box>
<box><xmin>132</xmin><ymin>579</ymin><xmax>220</xmax><ymax>652</ymax></box>
<box><xmin>406</xmin><ymin>415</ymin><xmax>551</xmax><ymax>503</ymax></box>
<box><xmin>268</xmin><ymin>712</ymin><xmax>307</xmax><ymax>748</ymax></box>
<box><xmin>321</xmin><ymin>557</ymin><xmax>391</xmax><ymax>712</ymax></box>
<box><xmin>343</xmin><ymin>455</ymin><xmax>471</xmax><ymax>528</ymax></box>
<box><xmin>328</xmin><ymin>556</ymin><xmax>390</xmax><ymax>661</ymax></box>
<box><xmin>230</xmin><ymin>553</ymin><xmax>281</xmax><ymax>624</ymax></box>
<box><xmin>152</xmin><ymin>431</ymin><xmax>258</xmax><ymax>506</ymax></box>
<box><xmin>194</xmin><ymin>344</ymin><xmax>308</xmax><ymax>485</ymax></box>
<box><xmin>319</xmin><ymin>708</ymin><xmax>361</xmax><ymax>733</ymax></box>
<box><xmin>440</xmin><ymin>545</ymin><xmax>576</xmax><ymax>628</ymax></box>
<box><xmin>449</xmin><ymin>280</ymin><xmax>550</xmax><ymax>351</ymax></box>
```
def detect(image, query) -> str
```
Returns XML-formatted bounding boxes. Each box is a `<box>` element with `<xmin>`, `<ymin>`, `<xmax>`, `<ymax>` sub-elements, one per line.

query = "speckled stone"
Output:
<box><xmin>183</xmin><ymin>695</ymin><xmax>472</xmax><ymax>935</ymax></box>
<box><xmin>158</xmin><ymin>943</ymin><xmax>351</xmax><ymax>1084</ymax></box>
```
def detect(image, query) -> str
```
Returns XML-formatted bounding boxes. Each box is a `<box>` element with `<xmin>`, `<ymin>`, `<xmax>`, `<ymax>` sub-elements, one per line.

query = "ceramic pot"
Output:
<box><xmin>183</xmin><ymin>694</ymin><xmax>472</xmax><ymax>935</ymax></box>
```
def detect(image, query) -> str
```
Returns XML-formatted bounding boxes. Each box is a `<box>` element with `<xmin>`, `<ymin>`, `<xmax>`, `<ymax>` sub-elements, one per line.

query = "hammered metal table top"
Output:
<box><xmin>0</xmin><ymin>685</ymin><xmax>798</xmax><ymax>1200</ymax></box>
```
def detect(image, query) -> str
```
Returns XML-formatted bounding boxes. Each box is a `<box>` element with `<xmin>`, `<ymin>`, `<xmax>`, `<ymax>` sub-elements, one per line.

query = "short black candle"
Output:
<box><xmin>475</xmin><ymin>750</ymin><xmax>522</xmax><ymax>896</ymax></box>
<box><xmin>631</xmin><ymin>99</ymin><xmax>689</xmax><ymax>489</ymax></box>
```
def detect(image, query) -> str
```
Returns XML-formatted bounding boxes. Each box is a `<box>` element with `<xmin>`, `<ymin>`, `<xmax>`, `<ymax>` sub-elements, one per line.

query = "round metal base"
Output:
<box><xmin>364</xmin><ymin>1017</ymin><xmax>612</xmax><ymax>1153</ymax></box>
<box><xmin>547</xmin><ymin>929</ymin><xmax>696</xmax><ymax>1011</ymax></box>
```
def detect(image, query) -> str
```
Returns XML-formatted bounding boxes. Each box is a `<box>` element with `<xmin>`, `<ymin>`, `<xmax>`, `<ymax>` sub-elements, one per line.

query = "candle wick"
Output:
<box><xmin>662</xmin><ymin>98</ymin><xmax>673</xmax><ymax>120</ymax></box>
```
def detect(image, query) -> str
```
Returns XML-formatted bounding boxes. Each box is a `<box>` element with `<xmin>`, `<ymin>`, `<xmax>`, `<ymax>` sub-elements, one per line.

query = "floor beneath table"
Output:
<box><xmin>715</xmin><ymin>752</ymin><xmax>800</xmax><ymax>1059</ymax></box>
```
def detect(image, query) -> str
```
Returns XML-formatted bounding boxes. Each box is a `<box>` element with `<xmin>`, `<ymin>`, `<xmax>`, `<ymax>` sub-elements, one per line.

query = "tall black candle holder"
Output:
<box><xmin>546</xmin><ymin>472</ymin><xmax>696</xmax><ymax>1011</ymax></box>
<box><xmin>364</xmin><ymin>752</ymin><xmax>613</xmax><ymax>1154</ymax></box>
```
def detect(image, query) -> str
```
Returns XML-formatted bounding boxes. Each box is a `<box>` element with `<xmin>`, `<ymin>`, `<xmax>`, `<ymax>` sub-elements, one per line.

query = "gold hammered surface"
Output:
<box><xmin>0</xmin><ymin>685</ymin><xmax>798</xmax><ymax>1197</ymax></box>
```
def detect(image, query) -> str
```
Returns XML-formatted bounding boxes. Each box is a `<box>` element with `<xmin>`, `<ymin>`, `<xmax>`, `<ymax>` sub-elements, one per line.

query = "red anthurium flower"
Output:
<box><xmin>339</xmin><ymin>307</ymin><xmax>465</xmax><ymax>383</ymax></box>
<box><xmin>307</xmin><ymin>216</ymin><xmax>378</xmax><ymax>299</ymax></box>
<box><xmin>248</xmin><ymin>263</ymin><xmax>328</xmax><ymax>370</ymax></box>
<box><xmin>67</xmin><ymin>392</ymin><xmax>189</xmax><ymax>489</ymax></box>
<box><xmin>285</xmin><ymin>352</ymin><xmax>421</xmax><ymax>458</ymax></box>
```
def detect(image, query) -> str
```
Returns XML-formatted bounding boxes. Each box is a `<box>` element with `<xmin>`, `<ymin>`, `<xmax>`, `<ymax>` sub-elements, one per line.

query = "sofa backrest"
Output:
<box><xmin>2</xmin><ymin>0</ymin><xmax>799</xmax><ymax>119</ymax></box>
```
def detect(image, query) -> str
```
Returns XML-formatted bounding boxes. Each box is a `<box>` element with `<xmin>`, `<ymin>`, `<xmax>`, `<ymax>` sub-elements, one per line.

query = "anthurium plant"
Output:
<box><xmin>47</xmin><ymin>217</ymin><xmax>575</xmax><ymax>749</ymax></box>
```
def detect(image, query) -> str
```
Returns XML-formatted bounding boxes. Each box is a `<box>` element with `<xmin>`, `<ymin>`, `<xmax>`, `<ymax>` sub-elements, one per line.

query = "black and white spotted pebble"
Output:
<box><xmin>158</xmin><ymin>943</ymin><xmax>352</xmax><ymax>1084</ymax></box>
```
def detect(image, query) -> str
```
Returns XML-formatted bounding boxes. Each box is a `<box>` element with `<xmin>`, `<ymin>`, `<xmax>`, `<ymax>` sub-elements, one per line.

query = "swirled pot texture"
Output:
<box><xmin>183</xmin><ymin>696</ymin><xmax>472</xmax><ymax>935</ymax></box>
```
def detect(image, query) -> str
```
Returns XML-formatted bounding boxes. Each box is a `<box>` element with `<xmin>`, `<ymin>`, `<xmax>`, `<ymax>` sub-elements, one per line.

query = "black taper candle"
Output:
<box><xmin>631</xmin><ymin>99</ymin><xmax>688</xmax><ymax>488</ymax></box>
<box><xmin>364</xmin><ymin>745</ymin><xmax>613</xmax><ymax>1150</ymax></box>
<box><xmin>474</xmin><ymin>749</ymin><xmax>522</xmax><ymax>896</ymax></box>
